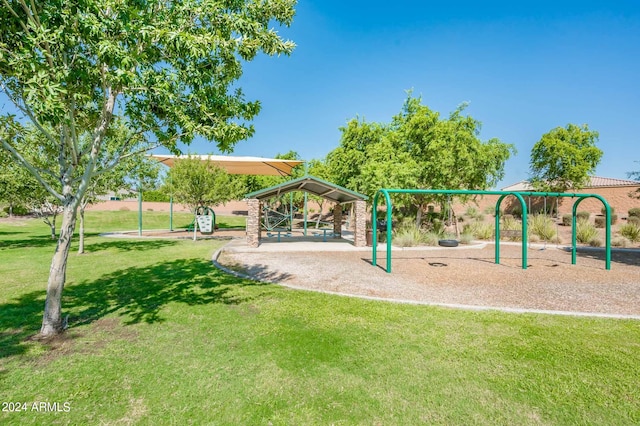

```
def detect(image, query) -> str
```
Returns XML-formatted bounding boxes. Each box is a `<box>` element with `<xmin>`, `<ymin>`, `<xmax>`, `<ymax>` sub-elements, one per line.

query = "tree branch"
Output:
<box><xmin>1</xmin><ymin>139</ymin><xmax>63</xmax><ymax>201</ymax></box>
<box><xmin>0</xmin><ymin>81</ymin><xmax>59</xmax><ymax>146</ymax></box>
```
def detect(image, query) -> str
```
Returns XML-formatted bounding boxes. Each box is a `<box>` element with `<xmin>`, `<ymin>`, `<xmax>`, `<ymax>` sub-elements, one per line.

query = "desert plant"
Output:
<box><xmin>594</xmin><ymin>216</ymin><xmax>605</xmax><ymax>228</ymax></box>
<box><xmin>464</xmin><ymin>206</ymin><xmax>479</xmax><ymax>219</ymax></box>
<box><xmin>576</xmin><ymin>211</ymin><xmax>590</xmax><ymax>221</ymax></box>
<box><xmin>502</xmin><ymin>215</ymin><xmax>520</xmax><ymax>231</ymax></box>
<box><xmin>628</xmin><ymin>207</ymin><xmax>640</xmax><ymax>218</ymax></box>
<box><xmin>483</xmin><ymin>205</ymin><xmax>495</xmax><ymax>215</ymax></box>
<box><xmin>529</xmin><ymin>214</ymin><xmax>557</xmax><ymax>241</ymax></box>
<box><xmin>576</xmin><ymin>218</ymin><xmax>598</xmax><ymax>243</ymax></box>
<box><xmin>611</xmin><ymin>236</ymin><xmax>629</xmax><ymax>248</ymax></box>
<box><xmin>619</xmin><ymin>223</ymin><xmax>640</xmax><ymax>242</ymax></box>
<box><xmin>628</xmin><ymin>216</ymin><xmax>640</xmax><ymax>226</ymax></box>
<box><xmin>393</xmin><ymin>226</ymin><xmax>425</xmax><ymax>247</ymax></box>
<box><xmin>423</xmin><ymin>232</ymin><xmax>441</xmax><ymax>246</ymax></box>
<box><xmin>562</xmin><ymin>214</ymin><xmax>572</xmax><ymax>226</ymax></box>
<box><xmin>589</xmin><ymin>238</ymin><xmax>602</xmax><ymax>247</ymax></box>
<box><xmin>601</xmin><ymin>206</ymin><xmax>615</xmax><ymax>215</ymax></box>
<box><xmin>463</xmin><ymin>222</ymin><xmax>494</xmax><ymax>240</ymax></box>
<box><xmin>459</xmin><ymin>232</ymin><xmax>474</xmax><ymax>244</ymax></box>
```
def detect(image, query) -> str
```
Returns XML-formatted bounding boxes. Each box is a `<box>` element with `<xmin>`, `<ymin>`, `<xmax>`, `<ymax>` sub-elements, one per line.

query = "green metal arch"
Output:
<box><xmin>371</xmin><ymin>188</ymin><xmax>612</xmax><ymax>273</ymax></box>
<box><xmin>571</xmin><ymin>195</ymin><xmax>611</xmax><ymax>269</ymax></box>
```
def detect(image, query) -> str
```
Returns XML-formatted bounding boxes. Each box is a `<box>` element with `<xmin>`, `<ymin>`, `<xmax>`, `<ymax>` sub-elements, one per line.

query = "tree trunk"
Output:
<box><xmin>40</xmin><ymin>206</ymin><xmax>77</xmax><ymax>336</ymax></box>
<box><xmin>415</xmin><ymin>205</ymin><xmax>423</xmax><ymax>229</ymax></box>
<box><xmin>315</xmin><ymin>201</ymin><xmax>324</xmax><ymax>229</ymax></box>
<box><xmin>78</xmin><ymin>207</ymin><xmax>85</xmax><ymax>254</ymax></box>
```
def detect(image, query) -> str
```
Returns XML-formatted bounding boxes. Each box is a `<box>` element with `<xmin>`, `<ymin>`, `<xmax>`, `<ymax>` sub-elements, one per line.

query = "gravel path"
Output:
<box><xmin>217</xmin><ymin>241</ymin><xmax>640</xmax><ymax>318</ymax></box>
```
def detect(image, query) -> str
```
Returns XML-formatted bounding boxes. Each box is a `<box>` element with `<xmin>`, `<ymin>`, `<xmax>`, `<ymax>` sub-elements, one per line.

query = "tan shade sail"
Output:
<box><xmin>150</xmin><ymin>154</ymin><xmax>303</xmax><ymax>176</ymax></box>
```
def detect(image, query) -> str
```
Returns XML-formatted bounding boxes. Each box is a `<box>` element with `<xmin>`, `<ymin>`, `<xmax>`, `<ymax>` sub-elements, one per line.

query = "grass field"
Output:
<box><xmin>1</xmin><ymin>212</ymin><xmax>639</xmax><ymax>425</ymax></box>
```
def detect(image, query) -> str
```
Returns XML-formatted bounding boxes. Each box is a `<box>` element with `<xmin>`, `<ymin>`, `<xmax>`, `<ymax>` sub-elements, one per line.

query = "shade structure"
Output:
<box><xmin>150</xmin><ymin>154</ymin><xmax>303</xmax><ymax>176</ymax></box>
<box><xmin>245</xmin><ymin>175</ymin><xmax>367</xmax><ymax>204</ymax></box>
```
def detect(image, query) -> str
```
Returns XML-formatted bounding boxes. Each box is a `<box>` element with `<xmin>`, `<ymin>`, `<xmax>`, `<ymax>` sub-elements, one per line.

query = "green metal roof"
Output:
<box><xmin>245</xmin><ymin>175</ymin><xmax>368</xmax><ymax>204</ymax></box>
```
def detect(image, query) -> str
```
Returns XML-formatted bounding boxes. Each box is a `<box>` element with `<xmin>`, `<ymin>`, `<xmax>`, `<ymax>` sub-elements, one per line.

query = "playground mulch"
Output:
<box><xmin>218</xmin><ymin>243</ymin><xmax>640</xmax><ymax>317</ymax></box>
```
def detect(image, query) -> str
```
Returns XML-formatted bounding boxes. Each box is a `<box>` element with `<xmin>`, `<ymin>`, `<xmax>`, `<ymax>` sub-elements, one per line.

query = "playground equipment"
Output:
<box><xmin>187</xmin><ymin>206</ymin><xmax>216</xmax><ymax>234</ymax></box>
<box><xmin>261</xmin><ymin>198</ymin><xmax>298</xmax><ymax>231</ymax></box>
<box><xmin>372</xmin><ymin>189</ymin><xmax>612</xmax><ymax>273</ymax></box>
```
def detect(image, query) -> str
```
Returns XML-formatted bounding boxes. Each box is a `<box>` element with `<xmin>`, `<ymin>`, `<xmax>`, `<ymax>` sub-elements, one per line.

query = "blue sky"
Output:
<box><xmin>182</xmin><ymin>0</ymin><xmax>640</xmax><ymax>188</ymax></box>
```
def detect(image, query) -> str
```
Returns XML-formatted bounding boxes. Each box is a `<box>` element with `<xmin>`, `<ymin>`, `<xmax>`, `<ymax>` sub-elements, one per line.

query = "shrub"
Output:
<box><xmin>588</xmin><ymin>238</ymin><xmax>602</xmax><ymax>247</ymax></box>
<box><xmin>619</xmin><ymin>223</ymin><xmax>640</xmax><ymax>242</ymax></box>
<box><xmin>502</xmin><ymin>215</ymin><xmax>519</xmax><ymax>230</ymax></box>
<box><xmin>628</xmin><ymin>207</ymin><xmax>640</xmax><ymax>218</ymax></box>
<box><xmin>463</xmin><ymin>222</ymin><xmax>494</xmax><ymax>240</ymax></box>
<box><xmin>576</xmin><ymin>211</ymin><xmax>590</xmax><ymax>221</ymax></box>
<box><xmin>562</xmin><ymin>214</ymin><xmax>572</xmax><ymax>226</ymax></box>
<box><xmin>594</xmin><ymin>215</ymin><xmax>618</xmax><ymax>227</ymax></box>
<box><xmin>459</xmin><ymin>233</ymin><xmax>474</xmax><ymax>244</ymax></box>
<box><xmin>529</xmin><ymin>214</ymin><xmax>557</xmax><ymax>241</ymax></box>
<box><xmin>3</xmin><ymin>205</ymin><xmax>30</xmax><ymax>216</ymax></box>
<box><xmin>628</xmin><ymin>216</ymin><xmax>640</xmax><ymax>226</ymax></box>
<box><xmin>0</xmin><ymin>209</ymin><xmax>7</xmax><ymax>218</ymax></box>
<box><xmin>601</xmin><ymin>206</ymin><xmax>615</xmax><ymax>215</ymax></box>
<box><xmin>483</xmin><ymin>205</ymin><xmax>495</xmax><ymax>215</ymax></box>
<box><xmin>464</xmin><ymin>206</ymin><xmax>479</xmax><ymax>218</ymax></box>
<box><xmin>423</xmin><ymin>232</ymin><xmax>441</xmax><ymax>246</ymax></box>
<box><xmin>576</xmin><ymin>219</ymin><xmax>598</xmax><ymax>244</ymax></box>
<box><xmin>119</xmin><ymin>206</ymin><xmax>131</xmax><ymax>211</ymax></box>
<box><xmin>393</xmin><ymin>227</ymin><xmax>424</xmax><ymax>247</ymax></box>
<box><xmin>611</xmin><ymin>236</ymin><xmax>629</xmax><ymax>248</ymax></box>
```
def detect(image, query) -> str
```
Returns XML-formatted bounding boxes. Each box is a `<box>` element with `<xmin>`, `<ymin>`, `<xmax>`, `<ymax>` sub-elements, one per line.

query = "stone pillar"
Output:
<box><xmin>333</xmin><ymin>202</ymin><xmax>342</xmax><ymax>238</ymax></box>
<box><xmin>353</xmin><ymin>199</ymin><xmax>366</xmax><ymax>247</ymax></box>
<box><xmin>246</xmin><ymin>198</ymin><xmax>261</xmax><ymax>248</ymax></box>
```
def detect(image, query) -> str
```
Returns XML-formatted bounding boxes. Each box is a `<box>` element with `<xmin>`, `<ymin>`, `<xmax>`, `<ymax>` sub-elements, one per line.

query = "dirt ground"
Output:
<box><xmin>218</xmin><ymin>242</ymin><xmax>640</xmax><ymax>317</ymax></box>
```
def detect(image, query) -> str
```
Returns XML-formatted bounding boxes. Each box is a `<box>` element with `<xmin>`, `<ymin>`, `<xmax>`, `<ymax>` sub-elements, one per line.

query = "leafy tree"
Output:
<box><xmin>326</xmin><ymin>119</ymin><xmax>387</xmax><ymax>191</ymax></box>
<box><xmin>0</xmin><ymin>1</ymin><xmax>296</xmax><ymax>336</ymax></box>
<box><xmin>326</xmin><ymin>94</ymin><xmax>515</xmax><ymax>232</ymax></box>
<box><xmin>0</xmin><ymin>149</ymin><xmax>39</xmax><ymax>216</ymax></box>
<box><xmin>164</xmin><ymin>155</ymin><xmax>244</xmax><ymax>214</ymax></box>
<box><xmin>306</xmin><ymin>158</ymin><xmax>336</xmax><ymax>228</ymax></box>
<box><xmin>530</xmin><ymin>124</ymin><xmax>602</xmax><ymax>192</ymax></box>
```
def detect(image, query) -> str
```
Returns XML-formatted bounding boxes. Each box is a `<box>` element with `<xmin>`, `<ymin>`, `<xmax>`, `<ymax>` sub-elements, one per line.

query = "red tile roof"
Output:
<box><xmin>501</xmin><ymin>176</ymin><xmax>639</xmax><ymax>191</ymax></box>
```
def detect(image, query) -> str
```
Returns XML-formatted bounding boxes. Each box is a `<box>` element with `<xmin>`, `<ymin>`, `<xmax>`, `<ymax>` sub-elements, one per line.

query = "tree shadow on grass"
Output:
<box><xmin>83</xmin><ymin>239</ymin><xmax>178</xmax><ymax>253</ymax></box>
<box><xmin>0</xmin><ymin>259</ymin><xmax>285</xmax><ymax>360</ymax></box>
<box><xmin>0</xmin><ymin>235</ymin><xmax>58</xmax><ymax>251</ymax></box>
<box><xmin>0</xmin><ymin>230</ymin><xmax>24</xmax><ymax>236</ymax></box>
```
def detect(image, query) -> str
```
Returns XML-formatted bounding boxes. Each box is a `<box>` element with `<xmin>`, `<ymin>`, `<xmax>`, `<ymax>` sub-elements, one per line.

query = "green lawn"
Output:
<box><xmin>1</xmin><ymin>213</ymin><xmax>639</xmax><ymax>425</ymax></box>
<box><xmin>83</xmin><ymin>210</ymin><xmax>246</xmax><ymax>232</ymax></box>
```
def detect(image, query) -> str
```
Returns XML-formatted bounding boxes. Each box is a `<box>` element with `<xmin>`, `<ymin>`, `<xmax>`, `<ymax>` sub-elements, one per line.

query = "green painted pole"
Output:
<box><xmin>290</xmin><ymin>192</ymin><xmax>293</xmax><ymax>232</ymax></box>
<box><xmin>370</xmin><ymin>188</ymin><xmax>614</xmax><ymax>273</ymax></box>
<box><xmin>372</xmin><ymin>194</ymin><xmax>378</xmax><ymax>266</ymax></box>
<box><xmin>303</xmin><ymin>192</ymin><xmax>308</xmax><ymax>236</ymax></box>
<box><xmin>138</xmin><ymin>189</ymin><xmax>143</xmax><ymax>237</ymax></box>
<box><xmin>572</xmin><ymin>195</ymin><xmax>611</xmax><ymax>270</ymax></box>
<box><xmin>386</xmin><ymin>192</ymin><xmax>393</xmax><ymax>272</ymax></box>
<box><xmin>169</xmin><ymin>195</ymin><xmax>174</xmax><ymax>231</ymax></box>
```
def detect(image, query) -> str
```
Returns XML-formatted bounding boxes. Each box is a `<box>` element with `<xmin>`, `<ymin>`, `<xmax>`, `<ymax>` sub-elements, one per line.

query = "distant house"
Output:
<box><xmin>500</xmin><ymin>177</ymin><xmax>640</xmax><ymax>217</ymax></box>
